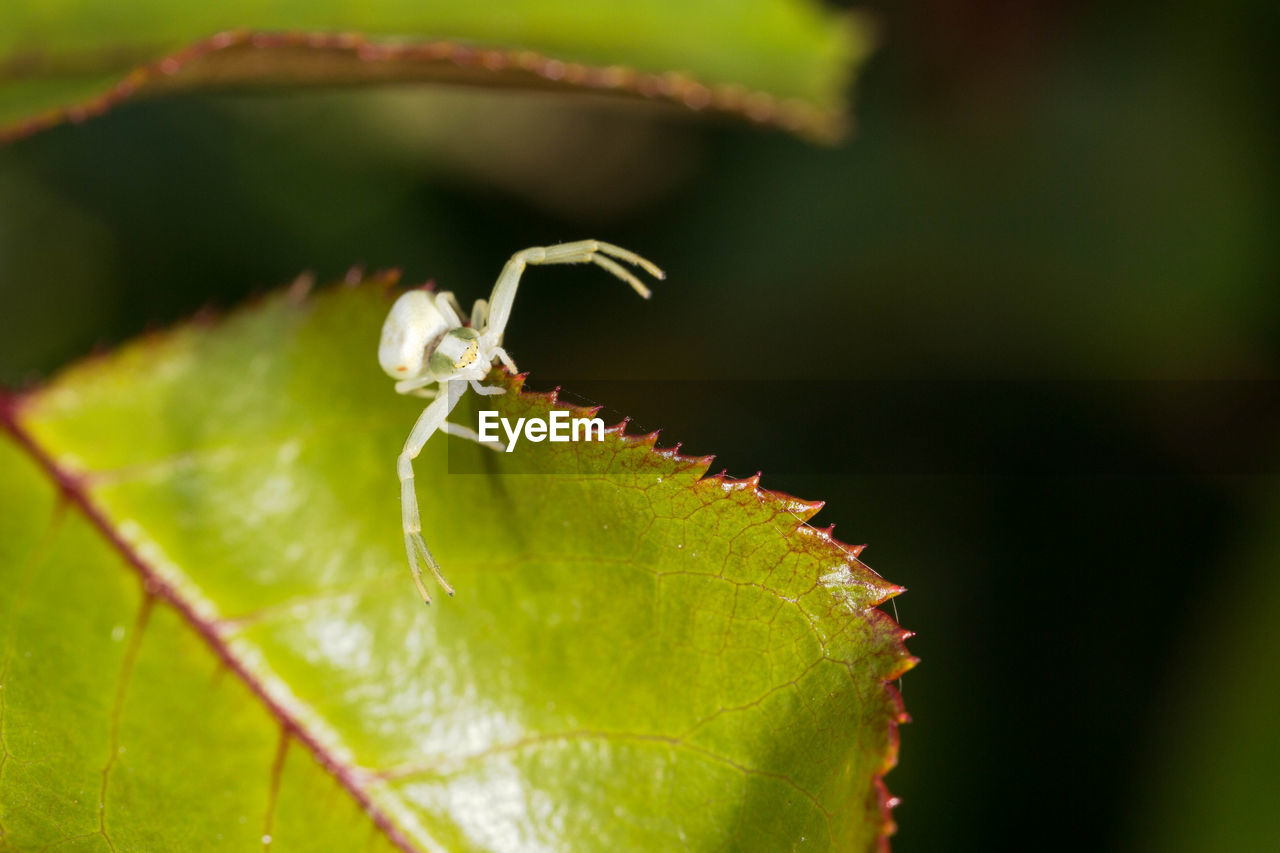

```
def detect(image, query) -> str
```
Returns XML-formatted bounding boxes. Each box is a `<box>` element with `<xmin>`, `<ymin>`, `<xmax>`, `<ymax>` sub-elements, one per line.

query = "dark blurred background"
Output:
<box><xmin>2</xmin><ymin>0</ymin><xmax>1277</xmax><ymax>850</ymax></box>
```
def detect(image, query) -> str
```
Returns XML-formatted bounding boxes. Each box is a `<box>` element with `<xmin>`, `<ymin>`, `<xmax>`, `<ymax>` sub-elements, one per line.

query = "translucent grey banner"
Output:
<box><xmin>441</xmin><ymin>380</ymin><xmax>1280</xmax><ymax>477</ymax></box>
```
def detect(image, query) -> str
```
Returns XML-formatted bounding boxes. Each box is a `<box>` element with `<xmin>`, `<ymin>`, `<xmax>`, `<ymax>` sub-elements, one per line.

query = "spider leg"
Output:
<box><xmin>586</xmin><ymin>254</ymin><xmax>652</xmax><ymax>298</ymax></box>
<box><xmin>492</xmin><ymin>345</ymin><xmax>518</xmax><ymax>373</ymax></box>
<box><xmin>469</xmin><ymin>379</ymin><xmax>506</xmax><ymax>396</ymax></box>
<box><xmin>440</xmin><ymin>420</ymin><xmax>505</xmax><ymax>451</ymax></box>
<box><xmin>398</xmin><ymin>390</ymin><xmax>464</xmax><ymax>603</ymax></box>
<box><xmin>395</xmin><ymin>376</ymin><xmax>438</xmax><ymax>396</ymax></box>
<box><xmin>435</xmin><ymin>291</ymin><xmax>465</xmax><ymax>326</ymax></box>
<box><xmin>482</xmin><ymin>240</ymin><xmax>664</xmax><ymax>342</ymax></box>
<box><xmin>470</xmin><ymin>298</ymin><xmax>488</xmax><ymax>330</ymax></box>
<box><xmin>538</xmin><ymin>240</ymin><xmax>665</xmax><ymax>280</ymax></box>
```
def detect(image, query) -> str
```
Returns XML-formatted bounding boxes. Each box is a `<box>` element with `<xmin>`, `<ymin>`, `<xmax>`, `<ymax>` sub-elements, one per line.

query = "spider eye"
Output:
<box><xmin>429</xmin><ymin>327</ymin><xmax>482</xmax><ymax>376</ymax></box>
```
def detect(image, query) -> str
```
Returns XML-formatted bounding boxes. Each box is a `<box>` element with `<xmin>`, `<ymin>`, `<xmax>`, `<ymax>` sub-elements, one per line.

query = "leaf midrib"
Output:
<box><xmin>0</xmin><ymin>396</ymin><xmax>421</xmax><ymax>853</ymax></box>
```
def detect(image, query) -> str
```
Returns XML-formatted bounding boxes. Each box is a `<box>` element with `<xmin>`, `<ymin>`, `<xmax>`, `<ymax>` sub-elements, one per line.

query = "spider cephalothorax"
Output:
<box><xmin>379</xmin><ymin>241</ymin><xmax>664</xmax><ymax>603</ymax></box>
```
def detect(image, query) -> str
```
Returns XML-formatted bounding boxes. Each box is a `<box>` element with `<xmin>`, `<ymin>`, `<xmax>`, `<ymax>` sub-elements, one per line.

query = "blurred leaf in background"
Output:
<box><xmin>1126</xmin><ymin>477</ymin><xmax>1280</xmax><ymax>852</ymax></box>
<box><xmin>0</xmin><ymin>0</ymin><xmax>873</xmax><ymax>141</ymax></box>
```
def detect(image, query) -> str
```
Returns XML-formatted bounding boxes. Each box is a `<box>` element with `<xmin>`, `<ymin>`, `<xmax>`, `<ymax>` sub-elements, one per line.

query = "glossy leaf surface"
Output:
<box><xmin>0</xmin><ymin>0</ymin><xmax>876</xmax><ymax>141</ymax></box>
<box><xmin>0</xmin><ymin>281</ymin><xmax>911</xmax><ymax>851</ymax></box>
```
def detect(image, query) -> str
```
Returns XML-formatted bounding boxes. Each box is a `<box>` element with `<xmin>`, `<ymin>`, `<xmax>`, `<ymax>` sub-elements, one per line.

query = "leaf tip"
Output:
<box><xmin>505</xmin><ymin>372</ymin><xmax>530</xmax><ymax>395</ymax></box>
<box><xmin>286</xmin><ymin>272</ymin><xmax>316</xmax><ymax>304</ymax></box>
<box><xmin>633</xmin><ymin>429</ymin><xmax>662</xmax><ymax>449</ymax></box>
<box><xmin>190</xmin><ymin>301</ymin><xmax>225</xmax><ymax>327</ymax></box>
<box><xmin>758</xmin><ymin>485</ymin><xmax>827</xmax><ymax>524</ymax></box>
<box><xmin>375</xmin><ymin>268</ymin><xmax>403</xmax><ymax>287</ymax></box>
<box><xmin>652</xmin><ymin>440</ymin><xmax>681</xmax><ymax>458</ymax></box>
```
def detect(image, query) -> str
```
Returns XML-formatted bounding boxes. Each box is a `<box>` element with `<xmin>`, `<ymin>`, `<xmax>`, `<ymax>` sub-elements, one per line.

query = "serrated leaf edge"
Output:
<box><xmin>1</xmin><ymin>276</ymin><xmax>914</xmax><ymax>850</ymax></box>
<box><xmin>510</xmin><ymin>372</ymin><xmax>916</xmax><ymax>848</ymax></box>
<box><xmin>1</xmin><ymin>29</ymin><xmax>848</xmax><ymax>144</ymax></box>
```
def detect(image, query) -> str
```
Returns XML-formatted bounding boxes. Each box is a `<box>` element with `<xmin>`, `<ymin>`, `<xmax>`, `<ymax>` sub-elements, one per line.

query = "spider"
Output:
<box><xmin>377</xmin><ymin>240</ymin><xmax>665</xmax><ymax>603</ymax></box>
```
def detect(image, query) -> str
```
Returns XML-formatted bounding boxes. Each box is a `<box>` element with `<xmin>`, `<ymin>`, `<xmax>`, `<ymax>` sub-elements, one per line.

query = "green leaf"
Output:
<box><xmin>1127</xmin><ymin>495</ymin><xmax>1280</xmax><ymax>851</ymax></box>
<box><xmin>0</xmin><ymin>280</ymin><xmax>912</xmax><ymax>851</ymax></box>
<box><xmin>0</xmin><ymin>1</ymin><xmax>876</xmax><ymax>143</ymax></box>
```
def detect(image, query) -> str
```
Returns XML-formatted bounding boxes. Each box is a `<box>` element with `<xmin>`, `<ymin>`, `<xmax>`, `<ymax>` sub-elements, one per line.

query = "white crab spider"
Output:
<box><xmin>378</xmin><ymin>240</ymin><xmax>665</xmax><ymax>604</ymax></box>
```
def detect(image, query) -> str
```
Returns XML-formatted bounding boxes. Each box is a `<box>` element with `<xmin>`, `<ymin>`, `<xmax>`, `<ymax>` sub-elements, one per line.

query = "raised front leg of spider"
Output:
<box><xmin>377</xmin><ymin>241</ymin><xmax>665</xmax><ymax>603</ymax></box>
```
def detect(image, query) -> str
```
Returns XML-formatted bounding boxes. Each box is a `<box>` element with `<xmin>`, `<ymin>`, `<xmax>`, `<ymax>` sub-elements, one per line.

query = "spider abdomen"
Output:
<box><xmin>378</xmin><ymin>290</ymin><xmax>452</xmax><ymax>379</ymax></box>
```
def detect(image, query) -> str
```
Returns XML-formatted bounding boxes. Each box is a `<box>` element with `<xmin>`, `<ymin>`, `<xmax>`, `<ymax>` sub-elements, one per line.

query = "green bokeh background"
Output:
<box><xmin>2</xmin><ymin>1</ymin><xmax>1277</xmax><ymax>850</ymax></box>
